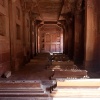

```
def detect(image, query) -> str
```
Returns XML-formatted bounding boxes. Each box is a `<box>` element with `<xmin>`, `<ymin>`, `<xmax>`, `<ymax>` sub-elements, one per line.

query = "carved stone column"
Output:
<box><xmin>85</xmin><ymin>0</ymin><xmax>99</xmax><ymax>72</ymax></box>
<box><xmin>29</xmin><ymin>11</ymin><xmax>41</xmax><ymax>55</ymax></box>
<box><xmin>74</xmin><ymin>3</ymin><xmax>85</xmax><ymax>65</ymax></box>
<box><xmin>36</xmin><ymin>20</ymin><xmax>42</xmax><ymax>53</ymax></box>
<box><xmin>8</xmin><ymin>0</ymin><xmax>15</xmax><ymax>71</ymax></box>
<box><xmin>62</xmin><ymin>13</ymin><xmax>74</xmax><ymax>59</ymax></box>
<box><xmin>67</xmin><ymin>21</ymin><xmax>74</xmax><ymax>60</ymax></box>
<box><xmin>58</xmin><ymin>21</ymin><xmax>68</xmax><ymax>54</ymax></box>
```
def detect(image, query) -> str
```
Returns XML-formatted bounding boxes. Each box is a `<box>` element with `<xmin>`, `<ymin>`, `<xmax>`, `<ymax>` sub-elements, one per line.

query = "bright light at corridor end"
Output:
<box><xmin>53</xmin><ymin>98</ymin><xmax>100</xmax><ymax>100</ymax></box>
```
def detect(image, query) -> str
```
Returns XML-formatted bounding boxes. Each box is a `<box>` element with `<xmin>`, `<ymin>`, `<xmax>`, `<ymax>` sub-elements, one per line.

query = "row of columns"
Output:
<box><xmin>24</xmin><ymin>0</ymin><xmax>100</xmax><ymax>72</ymax></box>
<box><xmin>74</xmin><ymin>10</ymin><xmax>85</xmax><ymax>64</ymax></box>
<box><xmin>29</xmin><ymin>0</ymin><xmax>100</xmax><ymax>72</ymax></box>
<box><xmin>63</xmin><ymin>0</ymin><xmax>100</xmax><ymax>72</ymax></box>
<box><xmin>63</xmin><ymin>10</ymin><xmax>85</xmax><ymax>65</ymax></box>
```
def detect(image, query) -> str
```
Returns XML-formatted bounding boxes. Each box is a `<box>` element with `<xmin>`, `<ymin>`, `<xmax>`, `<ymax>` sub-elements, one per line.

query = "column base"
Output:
<box><xmin>85</xmin><ymin>60</ymin><xmax>100</xmax><ymax>72</ymax></box>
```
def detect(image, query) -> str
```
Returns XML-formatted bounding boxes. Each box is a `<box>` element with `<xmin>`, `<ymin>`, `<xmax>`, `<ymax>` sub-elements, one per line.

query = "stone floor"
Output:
<box><xmin>0</xmin><ymin>53</ymin><xmax>100</xmax><ymax>99</ymax></box>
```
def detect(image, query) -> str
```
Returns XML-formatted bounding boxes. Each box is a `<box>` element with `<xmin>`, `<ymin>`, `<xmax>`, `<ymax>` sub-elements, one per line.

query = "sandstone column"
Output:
<box><xmin>68</xmin><ymin>21</ymin><xmax>74</xmax><ymax>60</ymax></box>
<box><xmin>74</xmin><ymin>4</ymin><xmax>85</xmax><ymax>65</ymax></box>
<box><xmin>63</xmin><ymin>24</ymin><xmax>68</xmax><ymax>55</ymax></box>
<box><xmin>85</xmin><ymin>0</ymin><xmax>98</xmax><ymax>72</ymax></box>
<box><xmin>8</xmin><ymin>0</ymin><xmax>15</xmax><ymax>71</ymax></box>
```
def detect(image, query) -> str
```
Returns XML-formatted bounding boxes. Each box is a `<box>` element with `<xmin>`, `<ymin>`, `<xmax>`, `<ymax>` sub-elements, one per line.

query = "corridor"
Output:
<box><xmin>0</xmin><ymin>52</ymin><xmax>100</xmax><ymax>99</ymax></box>
<box><xmin>0</xmin><ymin>0</ymin><xmax>100</xmax><ymax>99</ymax></box>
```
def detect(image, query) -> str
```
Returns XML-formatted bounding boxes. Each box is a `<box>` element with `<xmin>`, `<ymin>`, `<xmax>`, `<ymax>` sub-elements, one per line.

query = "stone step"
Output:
<box><xmin>0</xmin><ymin>97</ymin><xmax>49</xmax><ymax>100</ymax></box>
<box><xmin>0</xmin><ymin>80</ymin><xmax>56</xmax><ymax>93</ymax></box>
<box><xmin>50</xmin><ymin>89</ymin><xmax>100</xmax><ymax>97</ymax></box>
<box><xmin>0</xmin><ymin>93</ymin><xmax>49</xmax><ymax>97</ymax></box>
<box><xmin>52</xmin><ymin>70</ymin><xmax>88</xmax><ymax>79</ymax></box>
<box><xmin>52</xmin><ymin>54</ymin><xmax>69</xmax><ymax>61</ymax></box>
<box><xmin>0</xmin><ymin>91</ymin><xmax>45</xmax><ymax>94</ymax></box>
<box><xmin>52</xmin><ymin>61</ymin><xmax>74</xmax><ymax>66</ymax></box>
<box><xmin>25</xmin><ymin>62</ymin><xmax>48</xmax><ymax>66</ymax></box>
<box><xmin>0</xmin><ymin>82</ymin><xmax>41</xmax><ymax>89</ymax></box>
<box><xmin>48</xmin><ymin>65</ymin><xmax>78</xmax><ymax>70</ymax></box>
<box><xmin>50</xmin><ymin>79</ymin><xmax>100</xmax><ymax>98</ymax></box>
<box><xmin>52</xmin><ymin>98</ymin><xmax>100</xmax><ymax>100</ymax></box>
<box><xmin>0</xmin><ymin>89</ymin><xmax>44</xmax><ymax>93</ymax></box>
<box><xmin>57</xmin><ymin>79</ymin><xmax>100</xmax><ymax>87</ymax></box>
<box><xmin>0</xmin><ymin>81</ymin><xmax>49</xmax><ymax>99</ymax></box>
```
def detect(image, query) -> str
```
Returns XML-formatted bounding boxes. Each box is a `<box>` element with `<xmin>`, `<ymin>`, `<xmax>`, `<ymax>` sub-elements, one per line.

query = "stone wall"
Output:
<box><xmin>0</xmin><ymin>0</ymin><xmax>10</xmax><ymax>75</ymax></box>
<box><xmin>0</xmin><ymin>0</ymin><xmax>31</xmax><ymax>75</ymax></box>
<box><xmin>12</xmin><ymin>0</ymin><xmax>24</xmax><ymax>71</ymax></box>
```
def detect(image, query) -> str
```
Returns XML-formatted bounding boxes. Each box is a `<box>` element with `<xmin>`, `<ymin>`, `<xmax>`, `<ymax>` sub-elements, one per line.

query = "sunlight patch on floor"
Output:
<box><xmin>53</xmin><ymin>98</ymin><xmax>100</xmax><ymax>100</ymax></box>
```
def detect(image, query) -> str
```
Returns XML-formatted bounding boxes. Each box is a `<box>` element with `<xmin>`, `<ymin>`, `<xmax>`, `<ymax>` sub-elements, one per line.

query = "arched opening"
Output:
<box><xmin>38</xmin><ymin>24</ymin><xmax>63</xmax><ymax>53</ymax></box>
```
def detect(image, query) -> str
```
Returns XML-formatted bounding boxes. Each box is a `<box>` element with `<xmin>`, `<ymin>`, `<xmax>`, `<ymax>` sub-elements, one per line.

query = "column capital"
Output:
<box><xmin>61</xmin><ymin>12</ymin><xmax>74</xmax><ymax>25</ymax></box>
<box><xmin>29</xmin><ymin>12</ymin><xmax>40</xmax><ymax>21</ymax></box>
<box><xmin>75</xmin><ymin>0</ymin><xmax>84</xmax><ymax>15</ymax></box>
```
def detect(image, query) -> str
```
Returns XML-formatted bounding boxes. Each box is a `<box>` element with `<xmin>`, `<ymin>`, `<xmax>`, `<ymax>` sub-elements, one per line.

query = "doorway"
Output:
<box><xmin>38</xmin><ymin>24</ymin><xmax>63</xmax><ymax>53</ymax></box>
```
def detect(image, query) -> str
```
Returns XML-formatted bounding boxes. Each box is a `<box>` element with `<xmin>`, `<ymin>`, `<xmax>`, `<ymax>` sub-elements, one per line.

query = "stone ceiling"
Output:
<box><xmin>21</xmin><ymin>0</ymin><xmax>83</xmax><ymax>22</ymax></box>
<box><xmin>35</xmin><ymin>0</ymin><xmax>63</xmax><ymax>21</ymax></box>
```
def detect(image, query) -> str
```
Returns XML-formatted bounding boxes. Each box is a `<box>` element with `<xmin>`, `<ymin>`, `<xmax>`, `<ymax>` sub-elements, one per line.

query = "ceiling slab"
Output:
<box><xmin>35</xmin><ymin>0</ymin><xmax>63</xmax><ymax>21</ymax></box>
<box><xmin>22</xmin><ymin>0</ymin><xmax>80</xmax><ymax>22</ymax></box>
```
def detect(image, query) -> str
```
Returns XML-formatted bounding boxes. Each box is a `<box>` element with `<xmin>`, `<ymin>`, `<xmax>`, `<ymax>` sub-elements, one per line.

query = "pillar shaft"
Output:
<box><xmin>68</xmin><ymin>22</ymin><xmax>74</xmax><ymax>60</ymax></box>
<box><xmin>74</xmin><ymin>12</ymin><xmax>85</xmax><ymax>64</ymax></box>
<box><xmin>63</xmin><ymin>25</ymin><xmax>68</xmax><ymax>55</ymax></box>
<box><xmin>85</xmin><ymin>0</ymin><xmax>99</xmax><ymax>72</ymax></box>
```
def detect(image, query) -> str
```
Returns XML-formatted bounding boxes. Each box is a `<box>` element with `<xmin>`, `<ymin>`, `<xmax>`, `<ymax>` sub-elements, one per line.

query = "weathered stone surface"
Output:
<box><xmin>2</xmin><ymin>71</ymin><xmax>11</xmax><ymax>78</ymax></box>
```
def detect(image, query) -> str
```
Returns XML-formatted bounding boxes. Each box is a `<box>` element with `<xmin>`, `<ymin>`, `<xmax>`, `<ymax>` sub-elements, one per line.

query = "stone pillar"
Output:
<box><xmin>63</xmin><ymin>26</ymin><xmax>66</xmax><ymax>54</ymax></box>
<box><xmin>63</xmin><ymin>24</ymin><xmax>68</xmax><ymax>55</ymax></box>
<box><xmin>29</xmin><ymin>13</ymin><xmax>36</xmax><ymax>56</ymax></box>
<box><xmin>74</xmin><ymin>11</ymin><xmax>85</xmax><ymax>64</ymax></box>
<box><xmin>35</xmin><ymin>20</ymin><xmax>42</xmax><ymax>54</ymax></box>
<box><xmin>85</xmin><ymin>0</ymin><xmax>99</xmax><ymax>72</ymax></box>
<box><xmin>8</xmin><ymin>0</ymin><xmax>15</xmax><ymax>71</ymax></box>
<box><xmin>37</xmin><ymin>24</ymin><xmax>43</xmax><ymax>53</ymax></box>
<box><xmin>22</xmin><ymin>11</ymin><xmax>27</xmax><ymax>63</ymax></box>
<box><xmin>33</xmin><ymin>20</ymin><xmax>37</xmax><ymax>56</ymax></box>
<box><xmin>30</xmin><ymin>18</ymin><xmax>39</xmax><ymax>56</ymax></box>
<box><xmin>34</xmin><ymin>20</ymin><xmax>41</xmax><ymax>54</ymax></box>
<box><xmin>58</xmin><ymin>22</ymin><xmax>68</xmax><ymax>54</ymax></box>
<box><xmin>29</xmin><ymin>13</ymin><xmax>33</xmax><ymax>59</ymax></box>
<box><xmin>35</xmin><ymin>24</ymin><xmax>38</xmax><ymax>54</ymax></box>
<box><xmin>22</xmin><ymin>10</ymin><xmax>26</xmax><ymax>47</ymax></box>
<box><xmin>63</xmin><ymin>13</ymin><xmax>75</xmax><ymax>59</ymax></box>
<box><xmin>68</xmin><ymin>21</ymin><xmax>74</xmax><ymax>60</ymax></box>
